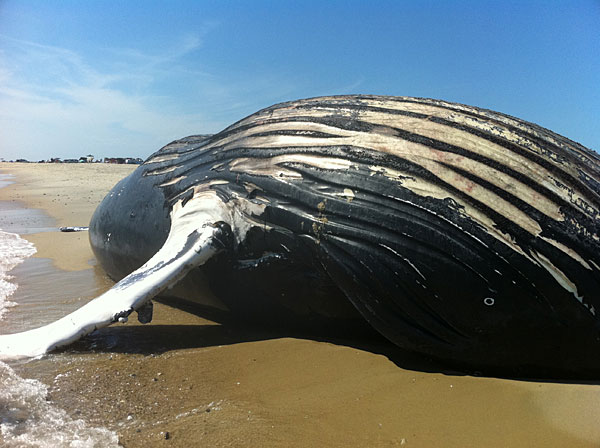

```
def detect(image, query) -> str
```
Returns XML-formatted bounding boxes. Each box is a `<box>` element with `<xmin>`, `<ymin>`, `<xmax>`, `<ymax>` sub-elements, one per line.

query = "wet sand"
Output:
<box><xmin>2</xmin><ymin>162</ymin><xmax>600</xmax><ymax>447</ymax></box>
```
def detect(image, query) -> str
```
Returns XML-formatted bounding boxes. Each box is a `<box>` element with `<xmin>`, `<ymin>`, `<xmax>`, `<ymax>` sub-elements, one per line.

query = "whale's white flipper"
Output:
<box><xmin>0</xmin><ymin>192</ymin><xmax>232</xmax><ymax>359</ymax></box>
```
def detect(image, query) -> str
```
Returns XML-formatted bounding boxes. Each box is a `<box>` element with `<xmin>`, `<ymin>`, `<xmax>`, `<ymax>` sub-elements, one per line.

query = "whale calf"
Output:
<box><xmin>1</xmin><ymin>95</ymin><xmax>599</xmax><ymax>378</ymax></box>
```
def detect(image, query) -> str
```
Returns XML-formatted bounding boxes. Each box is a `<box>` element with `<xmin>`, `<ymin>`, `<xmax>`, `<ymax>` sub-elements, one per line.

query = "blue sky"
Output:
<box><xmin>0</xmin><ymin>0</ymin><xmax>598</xmax><ymax>160</ymax></box>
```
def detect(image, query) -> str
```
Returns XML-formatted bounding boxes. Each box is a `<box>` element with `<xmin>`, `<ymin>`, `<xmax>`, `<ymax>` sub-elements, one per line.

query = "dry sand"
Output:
<box><xmin>1</xmin><ymin>162</ymin><xmax>600</xmax><ymax>447</ymax></box>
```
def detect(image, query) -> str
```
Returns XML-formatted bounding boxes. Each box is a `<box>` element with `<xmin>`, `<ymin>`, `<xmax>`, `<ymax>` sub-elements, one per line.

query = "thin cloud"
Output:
<box><xmin>0</xmin><ymin>33</ymin><xmax>226</xmax><ymax>161</ymax></box>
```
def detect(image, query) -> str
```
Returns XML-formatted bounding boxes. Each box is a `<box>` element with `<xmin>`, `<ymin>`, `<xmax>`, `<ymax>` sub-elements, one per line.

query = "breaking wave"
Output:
<box><xmin>0</xmin><ymin>229</ymin><xmax>119</xmax><ymax>447</ymax></box>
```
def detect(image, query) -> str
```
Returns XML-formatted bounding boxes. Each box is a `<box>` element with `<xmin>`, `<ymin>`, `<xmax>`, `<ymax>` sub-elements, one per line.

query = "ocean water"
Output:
<box><xmin>0</xmin><ymin>230</ymin><xmax>36</xmax><ymax>321</ymax></box>
<box><xmin>0</xmin><ymin>176</ymin><xmax>120</xmax><ymax>447</ymax></box>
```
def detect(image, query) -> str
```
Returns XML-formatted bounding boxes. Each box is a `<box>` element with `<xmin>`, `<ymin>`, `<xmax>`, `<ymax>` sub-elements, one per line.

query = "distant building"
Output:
<box><xmin>77</xmin><ymin>154</ymin><xmax>94</xmax><ymax>163</ymax></box>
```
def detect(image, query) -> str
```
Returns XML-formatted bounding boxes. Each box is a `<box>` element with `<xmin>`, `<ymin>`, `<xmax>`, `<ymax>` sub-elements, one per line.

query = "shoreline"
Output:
<box><xmin>1</xmin><ymin>162</ymin><xmax>600</xmax><ymax>447</ymax></box>
<box><xmin>0</xmin><ymin>163</ymin><xmax>135</xmax><ymax>271</ymax></box>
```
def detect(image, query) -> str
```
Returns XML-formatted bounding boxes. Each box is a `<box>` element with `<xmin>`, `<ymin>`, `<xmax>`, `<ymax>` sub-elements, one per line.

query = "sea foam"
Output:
<box><xmin>0</xmin><ymin>224</ymin><xmax>119</xmax><ymax>447</ymax></box>
<box><xmin>0</xmin><ymin>230</ymin><xmax>36</xmax><ymax>320</ymax></box>
<box><xmin>0</xmin><ymin>362</ymin><xmax>120</xmax><ymax>447</ymax></box>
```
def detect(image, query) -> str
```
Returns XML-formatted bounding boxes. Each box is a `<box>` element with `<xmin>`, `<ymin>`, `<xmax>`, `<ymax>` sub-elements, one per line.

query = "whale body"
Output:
<box><xmin>3</xmin><ymin>95</ymin><xmax>600</xmax><ymax>378</ymax></box>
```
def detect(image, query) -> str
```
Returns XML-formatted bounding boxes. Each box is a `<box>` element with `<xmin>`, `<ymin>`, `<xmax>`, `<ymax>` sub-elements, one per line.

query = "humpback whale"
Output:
<box><xmin>1</xmin><ymin>95</ymin><xmax>599</xmax><ymax>378</ymax></box>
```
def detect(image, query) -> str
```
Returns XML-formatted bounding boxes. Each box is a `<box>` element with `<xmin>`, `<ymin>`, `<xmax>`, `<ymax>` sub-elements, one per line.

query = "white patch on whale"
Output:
<box><xmin>0</xmin><ymin>190</ymin><xmax>240</xmax><ymax>359</ymax></box>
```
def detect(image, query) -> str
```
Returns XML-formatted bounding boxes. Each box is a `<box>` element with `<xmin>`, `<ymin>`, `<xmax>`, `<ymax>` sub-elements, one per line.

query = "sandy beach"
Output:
<box><xmin>2</xmin><ymin>162</ymin><xmax>600</xmax><ymax>447</ymax></box>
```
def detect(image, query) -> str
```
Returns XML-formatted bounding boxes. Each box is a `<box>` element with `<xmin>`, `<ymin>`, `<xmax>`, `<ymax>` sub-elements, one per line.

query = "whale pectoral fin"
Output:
<box><xmin>136</xmin><ymin>300</ymin><xmax>154</xmax><ymax>324</ymax></box>
<box><xmin>0</xmin><ymin>193</ymin><xmax>232</xmax><ymax>359</ymax></box>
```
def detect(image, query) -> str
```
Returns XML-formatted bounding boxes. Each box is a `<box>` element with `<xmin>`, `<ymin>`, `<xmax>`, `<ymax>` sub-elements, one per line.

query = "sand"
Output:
<box><xmin>1</xmin><ymin>161</ymin><xmax>600</xmax><ymax>447</ymax></box>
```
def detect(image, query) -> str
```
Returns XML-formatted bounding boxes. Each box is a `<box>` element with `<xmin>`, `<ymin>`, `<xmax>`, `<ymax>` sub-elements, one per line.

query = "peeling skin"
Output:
<box><xmin>202</xmin><ymin>98</ymin><xmax>598</xmax><ymax>327</ymax></box>
<box><xmin>567</xmin><ymin>217</ymin><xmax>600</xmax><ymax>242</ymax></box>
<box><xmin>211</xmin><ymin>161</ymin><xmax>227</xmax><ymax>171</ymax></box>
<box><xmin>405</xmin><ymin>157</ymin><xmax>545</xmax><ymax>232</ymax></box>
<box><xmin>144</xmin><ymin>153</ymin><xmax>180</xmax><ymax>164</ymax></box>
<box><xmin>539</xmin><ymin>236</ymin><xmax>592</xmax><ymax>270</ymax></box>
<box><xmin>404</xmin><ymin>98</ymin><xmax>599</xmax><ymax>169</ymax></box>
<box><xmin>529</xmin><ymin>250</ymin><xmax>590</xmax><ymax>311</ymax></box>
<box><xmin>160</xmin><ymin>175</ymin><xmax>187</xmax><ymax>187</ymax></box>
<box><xmin>246</xmin><ymin>95</ymin><xmax>599</xmax><ymax>176</ymax></box>
<box><xmin>171</xmin><ymin>180</ymin><xmax>231</xmax><ymax>203</ymax></box>
<box><xmin>229</xmin><ymin>154</ymin><xmax>352</xmax><ymax>178</ymax></box>
<box><xmin>227</xmin><ymin>102</ymin><xmax>597</xmax><ymax>220</ymax></box>
<box><xmin>242</xmin><ymin>182</ymin><xmax>264</xmax><ymax>193</ymax></box>
<box><xmin>366</xmin><ymin>162</ymin><xmax>598</xmax><ymax>275</ymax></box>
<box><xmin>368</xmin><ymin>165</ymin><xmax>542</xmax><ymax>262</ymax></box>
<box><xmin>198</xmin><ymin>119</ymin><xmax>358</xmax><ymax>152</ymax></box>
<box><xmin>229</xmin><ymin>158</ymin><xmax>301</xmax><ymax>179</ymax></box>
<box><xmin>339</xmin><ymin>188</ymin><xmax>355</xmax><ymax>202</ymax></box>
<box><xmin>145</xmin><ymin>165</ymin><xmax>180</xmax><ymax>176</ymax></box>
<box><xmin>360</xmin><ymin>97</ymin><xmax>586</xmax><ymax>161</ymax></box>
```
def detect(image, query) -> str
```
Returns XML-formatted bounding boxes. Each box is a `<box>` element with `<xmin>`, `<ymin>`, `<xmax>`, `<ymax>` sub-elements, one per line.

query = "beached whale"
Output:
<box><xmin>1</xmin><ymin>95</ymin><xmax>599</xmax><ymax>377</ymax></box>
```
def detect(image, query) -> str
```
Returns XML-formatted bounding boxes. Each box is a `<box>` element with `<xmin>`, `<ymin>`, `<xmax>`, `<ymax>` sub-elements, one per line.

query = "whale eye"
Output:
<box><xmin>483</xmin><ymin>297</ymin><xmax>495</xmax><ymax>306</ymax></box>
